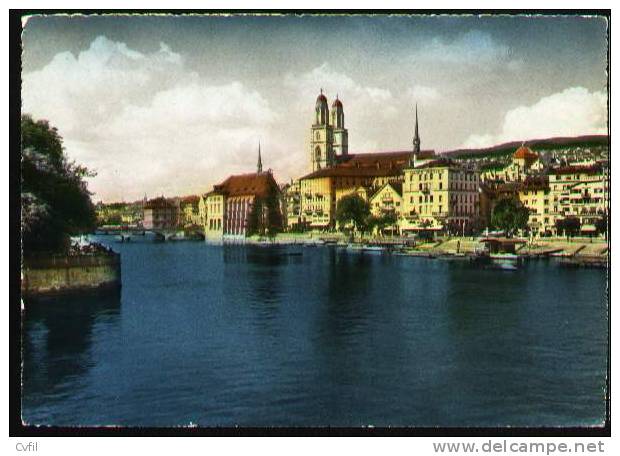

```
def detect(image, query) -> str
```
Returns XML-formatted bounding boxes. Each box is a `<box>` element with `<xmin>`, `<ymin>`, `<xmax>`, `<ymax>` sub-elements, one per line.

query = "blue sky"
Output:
<box><xmin>22</xmin><ymin>14</ymin><xmax>608</xmax><ymax>201</ymax></box>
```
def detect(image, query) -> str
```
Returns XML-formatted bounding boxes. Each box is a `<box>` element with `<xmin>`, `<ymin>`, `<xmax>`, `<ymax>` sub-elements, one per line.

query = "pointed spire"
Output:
<box><xmin>320</xmin><ymin>87</ymin><xmax>323</xmax><ymax>95</ymax></box>
<box><xmin>257</xmin><ymin>141</ymin><xmax>263</xmax><ymax>173</ymax></box>
<box><xmin>413</xmin><ymin>103</ymin><xmax>421</xmax><ymax>154</ymax></box>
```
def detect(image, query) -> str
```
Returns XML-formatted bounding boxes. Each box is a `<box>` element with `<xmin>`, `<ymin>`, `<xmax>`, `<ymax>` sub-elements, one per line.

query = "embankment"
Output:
<box><xmin>22</xmin><ymin>252</ymin><xmax>121</xmax><ymax>300</ymax></box>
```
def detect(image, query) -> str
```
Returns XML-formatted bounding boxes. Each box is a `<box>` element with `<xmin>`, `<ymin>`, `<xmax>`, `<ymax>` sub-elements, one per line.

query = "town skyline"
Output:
<box><xmin>22</xmin><ymin>14</ymin><xmax>608</xmax><ymax>202</ymax></box>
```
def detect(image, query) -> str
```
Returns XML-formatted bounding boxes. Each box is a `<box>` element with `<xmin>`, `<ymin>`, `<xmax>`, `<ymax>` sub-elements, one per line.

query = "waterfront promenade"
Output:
<box><xmin>236</xmin><ymin>232</ymin><xmax>608</xmax><ymax>263</ymax></box>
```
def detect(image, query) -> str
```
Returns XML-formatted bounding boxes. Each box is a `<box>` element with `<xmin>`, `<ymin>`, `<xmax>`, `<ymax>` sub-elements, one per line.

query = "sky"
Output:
<box><xmin>21</xmin><ymin>14</ymin><xmax>609</xmax><ymax>202</ymax></box>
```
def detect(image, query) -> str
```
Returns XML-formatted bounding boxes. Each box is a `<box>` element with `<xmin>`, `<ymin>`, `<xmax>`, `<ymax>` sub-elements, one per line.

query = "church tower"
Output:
<box><xmin>331</xmin><ymin>95</ymin><xmax>348</xmax><ymax>157</ymax></box>
<box><xmin>310</xmin><ymin>89</ymin><xmax>334</xmax><ymax>172</ymax></box>
<box><xmin>411</xmin><ymin>104</ymin><xmax>421</xmax><ymax>167</ymax></box>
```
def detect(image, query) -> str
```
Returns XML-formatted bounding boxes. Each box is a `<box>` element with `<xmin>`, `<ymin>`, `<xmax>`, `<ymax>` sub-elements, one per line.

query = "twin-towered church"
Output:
<box><xmin>203</xmin><ymin>88</ymin><xmax>481</xmax><ymax>238</ymax></box>
<box><xmin>309</xmin><ymin>89</ymin><xmax>349</xmax><ymax>171</ymax></box>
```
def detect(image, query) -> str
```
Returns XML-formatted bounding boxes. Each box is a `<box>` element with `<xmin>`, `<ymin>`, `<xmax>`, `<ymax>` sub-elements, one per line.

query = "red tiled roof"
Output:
<box><xmin>301</xmin><ymin>150</ymin><xmax>428</xmax><ymax>180</ymax></box>
<box><xmin>180</xmin><ymin>195</ymin><xmax>200</xmax><ymax>205</ymax></box>
<box><xmin>212</xmin><ymin>172</ymin><xmax>280</xmax><ymax>198</ymax></box>
<box><xmin>514</xmin><ymin>146</ymin><xmax>538</xmax><ymax>160</ymax></box>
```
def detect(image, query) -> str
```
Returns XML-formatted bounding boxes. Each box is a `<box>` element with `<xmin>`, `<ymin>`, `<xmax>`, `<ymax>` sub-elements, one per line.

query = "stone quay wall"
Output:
<box><xmin>21</xmin><ymin>253</ymin><xmax>121</xmax><ymax>299</ymax></box>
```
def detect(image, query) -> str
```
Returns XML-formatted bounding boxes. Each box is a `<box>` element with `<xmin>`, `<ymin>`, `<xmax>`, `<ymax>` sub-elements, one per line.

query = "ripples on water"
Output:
<box><xmin>22</xmin><ymin>240</ymin><xmax>608</xmax><ymax>427</ymax></box>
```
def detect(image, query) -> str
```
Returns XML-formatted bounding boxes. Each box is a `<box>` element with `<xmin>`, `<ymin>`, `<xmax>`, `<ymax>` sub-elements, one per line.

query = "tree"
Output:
<box><xmin>490</xmin><ymin>197</ymin><xmax>529</xmax><ymax>237</ymax></box>
<box><xmin>556</xmin><ymin>217</ymin><xmax>581</xmax><ymax>239</ymax></box>
<box><xmin>335</xmin><ymin>194</ymin><xmax>370</xmax><ymax>232</ymax></box>
<box><xmin>247</xmin><ymin>187</ymin><xmax>283</xmax><ymax>238</ymax></box>
<box><xmin>21</xmin><ymin>115</ymin><xmax>97</xmax><ymax>254</ymax></box>
<box><xmin>595</xmin><ymin>214</ymin><xmax>608</xmax><ymax>238</ymax></box>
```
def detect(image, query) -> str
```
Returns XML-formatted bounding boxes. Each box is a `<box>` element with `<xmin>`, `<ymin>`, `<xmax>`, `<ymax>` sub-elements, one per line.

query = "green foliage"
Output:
<box><xmin>490</xmin><ymin>197</ymin><xmax>530</xmax><ymax>237</ymax></box>
<box><xmin>595</xmin><ymin>215</ymin><xmax>608</xmax><ymax>235</ymax></box>
<box><xmin>335</xmin><ymin>194</ymin><xmax>370</xmax><ymax>232</ymax></box>
<box><xmin>21</xmin><ymin>115</ymin><xmax>97</xmax><ymax>254</ymax></box>
<box><xmin>555</xmin><ymin>217</ymin><xmax>581</xmax><ymax>238</ymax></box>
<box><xmin>100</xmin><ymin>213</ymin><xmax>123</xmax><ymax>226</ymax></box>
<box><xmin>367</xmin><ymin>211</ymin><xmax>398</xmax><ymax>235</ymax></box>
<box><xmin>450</xmin><ymin>137</ymin><xmax>608</xmax><ymax>160</ymax></box>
<box><xmin>247</xmin><ymin>187</ymin><xmax>283</xmax><ymax>237</ymax></box>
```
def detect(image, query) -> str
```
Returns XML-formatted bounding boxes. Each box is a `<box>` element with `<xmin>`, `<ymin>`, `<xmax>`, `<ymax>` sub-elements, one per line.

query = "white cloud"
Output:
<box><xmin>284</xmin><ymin>62</ymin><xmax>401</xmax><ymax>154</ymax></box>
<box><xmin>22</xmin><ymin>36</ymin><xmax>280</xmax><ymax>202</ymax></box>
<box><xmin>407</xmin><ymin>85</ymin><xmax>441</xmax><ymax>103</ymax></box>
<box><xmin>461</xmin><ymin>87</ymin><xmax>608</xmax><ymax>148</ymax></box>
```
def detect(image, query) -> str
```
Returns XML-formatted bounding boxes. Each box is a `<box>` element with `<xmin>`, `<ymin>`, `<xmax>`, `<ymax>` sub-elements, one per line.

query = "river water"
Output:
<box><xmin>21</xmin><ymin>238</ymin><xmax>608</xmax><ymax>427</ymax></box>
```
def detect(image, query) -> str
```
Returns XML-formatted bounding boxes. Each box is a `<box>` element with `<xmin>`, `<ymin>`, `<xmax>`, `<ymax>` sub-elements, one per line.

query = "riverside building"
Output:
<box><xmin>143</xmin><ymin>197</ymin><xmax>181</xmax><ymax>230</ymax></box>
<box><xmin>547</xmin><ymin>162</ymin><xmax>609</xmax><ymax>234</ymax></box>
<box><xmin>204</xmin><ymin>147</ymin><xmax>282</xmax><ymax>240</ymax></box>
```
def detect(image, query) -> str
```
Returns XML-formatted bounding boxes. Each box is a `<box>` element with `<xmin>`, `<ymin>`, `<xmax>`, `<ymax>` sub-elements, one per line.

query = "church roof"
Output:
<box><xmin>300</xmin><ymin>150</ymin><xmax>420</xmax><ymax>180</ymax></box>
<box><xmin>209</xmin><ymin>171</ymin><xmax>279</xmax><ymax>198</ymax></box>
<box><xmin>514</xmin><ymin>146</ymin><xmax>538</xmax><ymax>160</ymax></box>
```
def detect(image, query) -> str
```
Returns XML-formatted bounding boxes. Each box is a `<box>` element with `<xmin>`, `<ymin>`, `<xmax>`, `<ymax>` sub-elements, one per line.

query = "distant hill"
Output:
<box><xmin>443</xmin><ymin>135</ymin><xmax>609</xmax><ymax>159</ymax></box>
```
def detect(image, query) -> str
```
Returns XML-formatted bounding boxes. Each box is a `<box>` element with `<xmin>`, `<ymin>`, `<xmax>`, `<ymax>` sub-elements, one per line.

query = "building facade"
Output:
<box><xmin>143</xmin><ymin>197</ymin><xmax>180</xmax><ymax>230</ymax></box>
<box><xmin>548</xmin><ymin>163</ymin><xmax>608</xmax><ymax>234</ymax></box>
<box><xmin>180</xmin><ymin>195</ymin><xmax>202</xmax><ymax>226</ymax></box>
<box><xmin>204</xmin><ymin>150</ymin><xmax>282</xmax><ymax>240</ymax></box>
<box><xmin>480</xmin><ymin>145</ymin><xmax>544</xmax><ymax>183</ymax></box>
<box><xmin>517</xmin><ymin>176</ymin><xmax>553</xmax><ymax>236</ymax></box>
<box><xmin>401</xmin><ymin>159</ymin><xmax>481</xmax><ymax>234</ymax></box>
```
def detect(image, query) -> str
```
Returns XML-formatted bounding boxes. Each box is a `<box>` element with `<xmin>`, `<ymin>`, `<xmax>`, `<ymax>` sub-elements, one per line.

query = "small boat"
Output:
<box><xmin>489</xmin><ymin>252</ymin><xmax>520</xmax><ymax>261</ymax></box>
<box><xmin>361</xmin><ymin>245</ymin><xmax>385</xmax><ymax>253</ymax></box>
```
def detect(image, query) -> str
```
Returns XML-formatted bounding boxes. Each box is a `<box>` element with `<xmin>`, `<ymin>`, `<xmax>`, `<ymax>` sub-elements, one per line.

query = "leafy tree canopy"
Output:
<box><xmin>21</xmin><ymin>114</ymin><xmax>97</xmax><ymax>254</ymax></box>
<box><xmin>555</xmin><ymin>217</ymin><xmax>581</xmax><ymax>238</ymax></box>
<box><xmin>336</xmin><ymin>194</ymin><xmax>370</xmax><ymax>232</ymax></box>
<box><xmin>491</xmin><ymin>197</ymin><xmax>529</xmax><ymax>237</ymax></box>
<box><xmin>247</xmin><ymin>187</ymin><xmax>283</xmax><ymax>238</ymax></box>
<box><xmin>594</xmin><ymin>214</ymin><xmax>607</xmax><ymax>235</ymax></box>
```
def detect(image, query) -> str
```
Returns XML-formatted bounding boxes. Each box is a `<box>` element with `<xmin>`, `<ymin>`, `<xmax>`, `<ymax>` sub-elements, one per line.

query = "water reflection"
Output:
<box><xmin>22</xmin><ymin>291</ymin><xmax>121</xmax><ymax>406</ymax></box>
<box><xmin>21</xmin><ymin>240</ymin><xmax>608</xmax><ymax>426</ymax></box>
